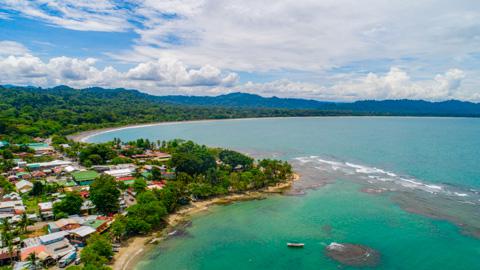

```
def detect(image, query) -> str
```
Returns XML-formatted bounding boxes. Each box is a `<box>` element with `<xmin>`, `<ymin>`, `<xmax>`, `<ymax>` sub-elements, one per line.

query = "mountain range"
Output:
<box><xmin>3</xmin><ymin>85</ymin><xmax>480</xmax><ymax>117</ymax></box>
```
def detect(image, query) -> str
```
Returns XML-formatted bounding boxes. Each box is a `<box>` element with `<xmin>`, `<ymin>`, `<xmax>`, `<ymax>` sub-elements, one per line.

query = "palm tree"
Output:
<box><xmin>19</xmin><ymin>212</ymin><xmax>29</xmax><ymax>233</ymax></box>
<box><xmin>26</xmin><ymin>252</ymin><xmax>41</xmax><ymax>270</ymax></box>
<box><xmin>1</xmin><ymin>218</ymin><xmax>14</xmax><ymax>265</ymax></box>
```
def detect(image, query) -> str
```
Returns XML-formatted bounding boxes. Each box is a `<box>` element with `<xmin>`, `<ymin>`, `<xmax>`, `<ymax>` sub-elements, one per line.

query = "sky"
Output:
<box><xmin>0</xmin><ymin>0</ymin><xmax>480</xmax><ymax>101</ymax></box>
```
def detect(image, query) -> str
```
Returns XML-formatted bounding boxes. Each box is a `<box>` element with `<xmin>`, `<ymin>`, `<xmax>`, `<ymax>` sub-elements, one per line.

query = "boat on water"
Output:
<box><xmin>287</xmin><ymin>243</ymin><xmax>305</xmax><ymax>247</ymax></box>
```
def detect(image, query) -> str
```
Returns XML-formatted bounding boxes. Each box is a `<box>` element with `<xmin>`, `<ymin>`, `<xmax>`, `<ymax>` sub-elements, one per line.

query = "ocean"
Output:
<box><xmin>87</xmin><ymin>117</ymin><xmax>480</xmax><ymax>269</ymax></box>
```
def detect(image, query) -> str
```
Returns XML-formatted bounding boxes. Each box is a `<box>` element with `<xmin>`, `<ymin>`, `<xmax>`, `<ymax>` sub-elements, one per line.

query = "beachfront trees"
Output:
<box><xmin>171</xmin><ymin>141</ymin><xmax>216</xmax><ymax>175</ymax></box>
<box><xmin>81</xmin><ymin>234</ymin><xmax>113</xmax><ymax>269</ymax></box>
<box><xmin>125</xmin><ymin>191</ymin><xmax>167</xmax><ymax>234</ymax></box>
<box><xmin>53</xmin><ymin>192</ymin><xmax>83</xmax><ymax>217</ymax></box>
<box><xmin>90</xmin><ymin>175</ymin><xmax>120</xmax><ymax>215</ymax></box>
<box><xmin>219</xmin><ymin>149</ymin><xmax>254</xmax><ymax>170</ymax></box>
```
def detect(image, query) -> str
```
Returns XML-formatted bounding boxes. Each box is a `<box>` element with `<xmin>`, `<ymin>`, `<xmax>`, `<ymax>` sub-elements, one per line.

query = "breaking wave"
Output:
<box><xmin>293</xmin><ymin>156</ymin><xmax>478</xmax><ymax>201</ymax></box>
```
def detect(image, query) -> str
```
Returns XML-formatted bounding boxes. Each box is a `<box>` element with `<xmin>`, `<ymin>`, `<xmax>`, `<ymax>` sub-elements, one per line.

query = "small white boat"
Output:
<box><xmin>287</xmin><ymin>243</ymin><xmax>305</xmax><ymax>247</ymax></box>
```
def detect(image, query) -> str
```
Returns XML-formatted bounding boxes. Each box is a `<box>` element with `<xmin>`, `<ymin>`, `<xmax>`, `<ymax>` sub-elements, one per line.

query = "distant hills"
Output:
<box><xmin>3</xmin><ymin>85</ymin><xmax>480</xmax><ymax>117</ymax></box>
<box><xmin>157</xmin><ymin>92</ymin><xmax>480</xmax><ymax>117</ymax></box>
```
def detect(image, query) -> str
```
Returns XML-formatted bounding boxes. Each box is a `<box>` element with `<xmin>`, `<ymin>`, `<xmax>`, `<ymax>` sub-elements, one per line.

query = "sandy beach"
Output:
<box><xmin>111</xmin><ymin>174</ymin><xmax>299</xmax><ymax>270</ymax></box>
<box><xmin>68</xmin><ymin>117</ymin><xmax>291</xmax><ymax>143</ymax></box>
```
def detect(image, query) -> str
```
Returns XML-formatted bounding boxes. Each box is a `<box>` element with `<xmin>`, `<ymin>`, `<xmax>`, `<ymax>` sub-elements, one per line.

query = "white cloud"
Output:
<box><xmin>0</xmin><ymin>41</ymin><xmax>31</xmax><ymax>57</ymax></box>
<box><xmin>110</xmin><ymin>0</ymin><xmax>480</xmax><ymax>74</ymax></box>
<box><xmin>2</xmin><ymin>0</ymin><xmax>131</xmax><ymax>32</ymax></box>
<box><xmin>0</xmin><ymin>50</ymin><xmax>238</xmax><ymax>90</ymax></box>
<box><xmin>227</xmin><ymin>68</ymin><xmax>469</xmax><ymax>101</ymax></box>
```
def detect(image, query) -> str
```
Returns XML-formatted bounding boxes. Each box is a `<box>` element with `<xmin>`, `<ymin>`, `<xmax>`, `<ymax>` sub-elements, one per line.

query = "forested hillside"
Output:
<box><xmin>0</xmin><ymin>86</ymin><xmax>340</xmax><ymax>142</ymax></box>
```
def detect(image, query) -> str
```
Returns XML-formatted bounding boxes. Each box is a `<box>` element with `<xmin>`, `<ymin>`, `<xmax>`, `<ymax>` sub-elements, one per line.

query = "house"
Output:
<box><xmin>27</xmin><ymin>160</ymin><xmax>72</xmax><ymax>171</ymax></box>
<box><xmin>80</xmin><ymin>200</ymin><xmax>95</xmax><ymax>215</ymax></box>
<box><xmin>20</xmin><ymin>245</ymin><xmax>47</xmax><ymax>261</ymax></box>
<box><xmin>48</xmin><ymin>218</ymin><xmax>80</xmax><ymax>233</ymax></box>
<box><xmin>72</xmin><ymin>171</ymin><xmax>99</xmax><ymax>186</ymax></box>
<box><xmin>0</xmin><ymin>201</ymin><xmax>24</xmax><ymax>214</ymax></box>
<box><xmin>38</xmin><ymin>202</ymin><xmax>54</xmax><ymax>220</ymax></box>
<box><xmin>31</xmin><ymin>171</ymin><xmax>47</xmax><ymax>178</ymax></box>
<box><xmin>131</xmin><ymin>151</ymin><xmax>171</xmax><ymax>161</ymax></box>
<box><xmin>22</xmin><ymin>143</ymin><xmax>54</xmax><ymax>155</ymax></box>
<box><xmin>3</xmin><ymin>192</ymin><xmax>21</xmax><ymax>201</ymax></box>
<box><xmin>15</xmin><ymin>180</ymin><xmax>33</xmax><ymax>193</ymax></box>
<box><xmin>105</xmin><ymin>168</ymin><xmax>134</xmax><ymax>178</ymax></box>
<box><xmin>147</xmin><ymin>181</ymin><xmax>165</xmax><ymax>190</ymax></box>
<box><xmin>39</xmin><ymin>231</ymin><xmax>69</xmax><ymax>245</ymax></box>
<box><xmin>82</xmin><ymin>218</ymin><xmax>109</xmax><ymax>233</ymax></box>
<box><xmin>15</xmin><ymin>172</ymin><xmax>31</xmax><ymax>180</ymax></box>
<box><xmin>68</xmin><ymin>226</ymin><xmax>96</xmax><ymax>246</ymax></box>
<box><xmin>0</xmin><ymin>246</ymin><xmax>18</xmax><ymax>264</ymax></box>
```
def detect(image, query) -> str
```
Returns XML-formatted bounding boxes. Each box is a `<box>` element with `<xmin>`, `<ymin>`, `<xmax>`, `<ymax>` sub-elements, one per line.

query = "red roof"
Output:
<box><xmin>20</xmin><ymin>245</ymin><xmax>47</xmax><ymax>261</ymax></box>
<box><xmin>116</xmin><ymin>176</ymin><xmax>135</xmax><ymax>181</ymax></box>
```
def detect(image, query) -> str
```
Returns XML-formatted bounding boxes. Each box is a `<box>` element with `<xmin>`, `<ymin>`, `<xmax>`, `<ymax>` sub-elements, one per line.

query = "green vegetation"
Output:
<box><xmin>107</xmin><ymin>140</ymin><xmax>292</xmax><ymax>239</ymax></box>
<box><xmin>0</xmin><ymin>86</ymin><xmax>329</xmax><ymax>143</ymax></box>
<box><xmin>89</xmin><ymin>175</ymin><xmax>120</xmax><ymax>215</ymax></box>
<box><xmin>80</xmin><ymin>234</ymin><xmax>113</xmax><ymax>269</ymax></box>
<box><xmin>53</xmin><ymin>192</ymin><xmax>83</xmax><ymax>218</ymax></box>
<box><xmin>0</xmin><ymin>175</ymin><xmax>14</xmax><ymax>194</ymax></box>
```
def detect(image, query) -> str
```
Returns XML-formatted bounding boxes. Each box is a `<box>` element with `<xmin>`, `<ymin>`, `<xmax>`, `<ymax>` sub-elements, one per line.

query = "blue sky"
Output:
<box><xmin>0</xmin><ymin>1</ymin><xmax>479</xmax><ymax>101</ymax></box>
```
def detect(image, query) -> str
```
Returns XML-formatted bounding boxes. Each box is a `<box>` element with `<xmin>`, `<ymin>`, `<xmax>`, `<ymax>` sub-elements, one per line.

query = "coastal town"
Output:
<box><xmin>0</xmin><ymin>135</ymin><xmax>293</xmax><ymax>269</ymax></box>
<box><xmin>0</xmin><ymin>136</ymin><xmax>174</xmax><ymax>269</ymax></box>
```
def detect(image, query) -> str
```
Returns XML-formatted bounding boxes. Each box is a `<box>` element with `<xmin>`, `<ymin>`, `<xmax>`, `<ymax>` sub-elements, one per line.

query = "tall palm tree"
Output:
<box><xmin>1</xmin><ymin>218</ymin><xmax>14</xmax><ymax>265</ymax></box>
<box><xmin>26</xmin><ymin>252</ymin><xmax>41</xmax><ymax>270</ymax></box>
<box><xmin>19</xmin><ymin>212</ymin><xmax>29</xmax><ymax>233</ymax></box>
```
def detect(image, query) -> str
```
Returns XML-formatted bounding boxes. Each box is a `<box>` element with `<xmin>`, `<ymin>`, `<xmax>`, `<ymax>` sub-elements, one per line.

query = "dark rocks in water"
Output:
<box><xmin>325</xmin><ymin>242</ymin><xmax>380</xmax><ymax>267</ymax></box>
<box><xmin>361</xmin><ymin>187</ymin><xmax>386</xmax><ymax>195</ymax></box>
<box><xmin>321</xmin><ymin>224</ymin><xmax>332</xmax><ymax>234</ymax></box>
<box><xmin>284</xmin><ymin>189</ymin><xmax>307</xmax><ymax>196</ymax></box>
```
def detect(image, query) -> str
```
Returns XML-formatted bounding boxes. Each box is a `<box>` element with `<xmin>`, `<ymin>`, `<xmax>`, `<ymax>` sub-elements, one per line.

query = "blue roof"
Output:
<box><xmin>0</xmin><ymin>141</ymin><xmax>8</xmax><ymax>148</ymax></box>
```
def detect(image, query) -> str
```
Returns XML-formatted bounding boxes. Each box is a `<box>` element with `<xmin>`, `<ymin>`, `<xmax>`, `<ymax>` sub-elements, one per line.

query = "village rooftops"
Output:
<box><xmin>38</xmin><ymin>202</ymin><xmax>53</xmax><ymax>211</ymax></box>
<box><xmin>105</xmin><ymin>168</ymin><xmax>134</xmax><ymax>178</ymax></box>
<box><xmin>21</xmin><ymin>142</ymin><xmax>53</xmax><ymax>152</ymax></box>
<box><xmin>15</xmin><ymin>180</ymin><xmax>33</xmax><ymax>193</ymax></box>
<box><xmin>72</xmin><ymin>170</ymin><xmax>99</xmax><ymax>185</ymax></box>
<box><xmin>39</xmin><ymin>231</ymin><xmax>69</xmax><ymax>245</ymax></box>
<box><xmin>69</xmin><ymin>226</ymin><xmax>96</xmax><ymax>238</ymax></box>
<box><xmin>27</xmin><ymin>160</ymin><xmax>72</xmax><ymax>169</ymax></box>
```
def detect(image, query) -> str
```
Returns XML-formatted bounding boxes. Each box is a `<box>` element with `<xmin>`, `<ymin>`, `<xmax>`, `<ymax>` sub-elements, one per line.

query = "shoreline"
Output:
<box><xmin>111</xmin><ymin>174</ymin><xmax>299</xmax><ymax>270</ymax></box>
<box><xmin>67</xmin><ymin>115</ymin><xmax>467</xmax><ymax>143</ymax></box>
<box><xmin>69</xmin><ymin>117</ymin><xmax>306</xmax><ymax>143</ymax></box>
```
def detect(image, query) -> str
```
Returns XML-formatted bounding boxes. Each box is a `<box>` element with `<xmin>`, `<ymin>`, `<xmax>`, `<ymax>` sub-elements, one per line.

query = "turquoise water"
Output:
<box><xmin>87</xmin><ymin>117</ymin><xmax>480</xmax><ymax>269</ymax></box>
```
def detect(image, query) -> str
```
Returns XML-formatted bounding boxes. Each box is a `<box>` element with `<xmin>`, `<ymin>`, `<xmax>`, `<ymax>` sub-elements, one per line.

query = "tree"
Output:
<box><xmin>150</xmin><ymin>166</ymin><xmax>162</xmax><ymax>180</ymax></box>
<box><xmin>2</xmin><ymin>149</ymin><xmax>13</xmax><ymax>159</ymax></box>
<box><xmin>90</xmin><ymin>175</ymin><xmax>120</xmax><ymax>215</ymax></box>
<box><xmin>0</xmin><ymin>175</ymin><xmax>14</xmax><ymax>194</ymax></box>
<box><xmin>79</xmin><ymin>143</ymin><xmax>117</xmax><ymax>166</ymax></box>
<box><xmin>125</xmin><ymin>191</ymin><xmax>167</xmax><ymax>234</ymax></box>
<box><xmin>19</xmin><ymin>212</ymin><xmax>30</xmax><ymax>233</ymax></box>
<box><xmin>133</xmin><ymin>178</ymin><xmax>147</xmax><ymax>194</ymax></box>
<box><xmin>219</xmin><ymin>149</ymin><xmax>254</xmax><ymax>170</ymax></box>
<box><xmin>26</xmin><ymin>252</ymin><xmax>40</xmax><ymax>270</ymax></box>
<box><xmin>53</xmin><ymin>192</ymin><xmax>83</xmax><ymax>217</ymax></box>
<box><xmin>171</xmin><ymin>141</ymin><xmax>216</xmax><ymax>175</ymax></box>
<box><xmin>30</xmin><ymin>181</ymin><xmax>44</xmax><ymax>196</ymax></box>
<box><xmin>81</xmin><ymin>234</ymin><xmax>113</xmax><ymax>269</ymax></box>
<box><xmin>1</xmin><ymin>218</ymin><xmax>14</xmax><ymax>265</ymax></box>
<box><xmin>110</xmin><ymin>215</ymin><xmax>127</xmax><ymax>242</ymax></box>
